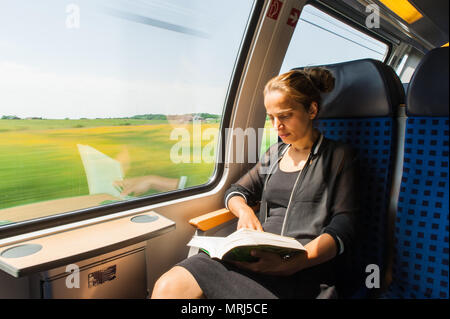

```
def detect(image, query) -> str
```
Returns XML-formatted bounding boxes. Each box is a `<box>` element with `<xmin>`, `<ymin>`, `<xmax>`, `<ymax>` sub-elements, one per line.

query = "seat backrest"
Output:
<box><xmin>385</xmin><ymin>47</ymin><xmax>449</xmax><ymax>298</ymax></box>
<box><xmin>294</xmin><ymin>59</ymin><xmax>404</xmax><ymax>298</ymax></box>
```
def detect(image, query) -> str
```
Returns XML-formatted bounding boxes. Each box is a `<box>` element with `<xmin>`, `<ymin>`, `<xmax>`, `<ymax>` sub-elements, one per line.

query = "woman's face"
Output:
<box><xmin>264</xmin><ymin>90</ymin><xmax>317</xmax><ymax>146</ymax></box>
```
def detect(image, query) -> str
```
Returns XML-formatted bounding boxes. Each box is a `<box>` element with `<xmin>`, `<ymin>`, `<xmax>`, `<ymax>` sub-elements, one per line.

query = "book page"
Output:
<box><xmin>187</xmin><ymin>236</ymin><xmax>226</xmax><ymax>258</ymax></box>
<box><xmin>218</xmin><ymin>229</ymin><xmax>305</xmax><ymax>260</ymax></box>
<box><xmin>77</xmin><ymin>144</ymin><xmax>124</xmax><ymax>197</ymax></box>
<box><xmin>227</xmin><ymin>229</ymin><xmax>305</xmax><ymax>249</ymax></box>
<box><xmin>187</xmin><ymin>229</ymin><xmax>305</xmax><ymax>262</ymax></box>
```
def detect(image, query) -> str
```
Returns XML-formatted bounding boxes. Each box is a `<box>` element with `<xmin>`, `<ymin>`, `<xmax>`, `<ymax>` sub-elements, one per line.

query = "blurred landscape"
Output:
<box><xmin>0</xmin><ymin>115</ymin><xmax>274</xmax><ymax>220</ymax></box>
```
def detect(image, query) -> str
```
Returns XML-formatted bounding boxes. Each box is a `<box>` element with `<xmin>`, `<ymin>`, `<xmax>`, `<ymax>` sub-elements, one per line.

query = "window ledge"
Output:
<box><xmin>0</xmin><ymin>210</ymin><xmax>175</xmax><ymax>278</ymax></box>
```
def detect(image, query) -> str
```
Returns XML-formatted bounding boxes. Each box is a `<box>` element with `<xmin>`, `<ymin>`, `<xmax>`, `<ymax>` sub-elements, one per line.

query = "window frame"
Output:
<box><xmin>0</xmin><ymin>0</ymin><xmax>265</xmax><ymax>240</ymax></box>
<box><xmin>308</xmin><ymin>1</ymin><xmax>393</xmax><ymax>64</ymax></box>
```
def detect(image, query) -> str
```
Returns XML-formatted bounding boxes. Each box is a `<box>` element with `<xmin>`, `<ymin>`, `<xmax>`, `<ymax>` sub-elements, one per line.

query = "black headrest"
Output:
<box><xmin>406</xmin><ymin>47</ymin><xmax>449</xmax><ymax>117</ymax></box>
<box><xmin>293</xmin><ymin>59</ymin><xmax>404</xmax><ymax>118</ymax></box>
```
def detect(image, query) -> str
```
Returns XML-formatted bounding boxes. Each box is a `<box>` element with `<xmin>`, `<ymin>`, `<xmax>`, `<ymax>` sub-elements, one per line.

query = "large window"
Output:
<box><xmin>394</xmin><ymin>46</ymin><xmax>423</xmax><ymax>83</ymax></box>
<box><xmin>280</xmin><ymin>5</ymin><xmax>388</xmax><ymax>72</ymax></box>
<box><xmin>0</xmin><ymin>0</ymin><xmax>254</xmax><ymax>226</ymax></box>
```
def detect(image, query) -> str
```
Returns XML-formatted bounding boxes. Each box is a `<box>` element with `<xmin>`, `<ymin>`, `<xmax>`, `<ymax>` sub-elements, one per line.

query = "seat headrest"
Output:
<box><xmin>406</xmin><ymin>47</ymin><xmax>449</xmax><ymax>117</ymax></box>
<box><xmin>293</xmin><ymin>59</ymin><xmax>404</xmax><ymax>118</ymax></box>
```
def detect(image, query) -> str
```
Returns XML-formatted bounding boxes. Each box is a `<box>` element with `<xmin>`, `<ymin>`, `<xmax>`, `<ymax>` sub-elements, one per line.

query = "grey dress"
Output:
<box><xmin>176</xmin><ymin>163</ymin><xmax>337</xmax><ymax>299</ymax></box>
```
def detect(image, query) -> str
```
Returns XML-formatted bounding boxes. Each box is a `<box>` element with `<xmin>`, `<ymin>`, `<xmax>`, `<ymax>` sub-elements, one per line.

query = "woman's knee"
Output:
<box><xmin>151</xmin><ymin>266</ymin><xmax>204</xmax><ymax>299</ymax></box>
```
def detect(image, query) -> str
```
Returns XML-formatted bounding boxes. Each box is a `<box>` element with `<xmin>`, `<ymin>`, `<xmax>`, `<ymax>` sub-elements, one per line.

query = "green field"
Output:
<box><xmin>0</xmin><ymin>119</ymin><xmax>275</xmax><ymax>223</ymax></box>
<box><xmin>0</xmin><ymin>118</ymin><xmax>169</xmax><ymax>133</ymax></box>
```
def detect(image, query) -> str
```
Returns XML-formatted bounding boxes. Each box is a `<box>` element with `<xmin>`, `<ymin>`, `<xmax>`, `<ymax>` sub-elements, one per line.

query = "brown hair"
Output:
<box><xmin>264</xmin><ymin>67</ymin><xmax>335</xmax><ymax>114</ymax></box>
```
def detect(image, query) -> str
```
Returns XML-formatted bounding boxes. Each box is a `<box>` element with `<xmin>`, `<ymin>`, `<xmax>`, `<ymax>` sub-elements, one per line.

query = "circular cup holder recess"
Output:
<box><xmin>131</xmin><ymin>215</ymin><xmax>159</xmax><ymax>223</ymax></box>
<box><xmin>1</xmin><ymin>244</ymin><xmax>43</xmax><ymax>258</ymax></box>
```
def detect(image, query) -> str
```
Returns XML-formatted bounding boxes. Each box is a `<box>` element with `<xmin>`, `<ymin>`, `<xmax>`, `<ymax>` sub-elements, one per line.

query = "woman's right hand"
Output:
<box><xmin>237</xmin><ymin>209</ymin><xmax>264</xmax><ymax>231</ymax></box>
<box><xmin>228</xmin><ymin>196</ymin><xmax>264</xmax><ymax>231</ymax></box>
<box><xmin>227</xmin><ymin>195</ymin><xmax>264</xmax><ymax>231</ymax></box>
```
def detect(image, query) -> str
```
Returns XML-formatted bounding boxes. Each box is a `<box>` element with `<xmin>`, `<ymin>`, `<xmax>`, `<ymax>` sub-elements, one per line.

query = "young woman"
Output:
<box><xmin>151</xmin><ymin>68</ymin><xmax>360</xmax><ymax>299</ymax></box>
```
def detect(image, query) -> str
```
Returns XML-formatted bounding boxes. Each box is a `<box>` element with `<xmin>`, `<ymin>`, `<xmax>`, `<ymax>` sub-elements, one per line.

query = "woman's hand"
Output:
<box><xmin>237</xmin><ymin>209</ymin><xmax>264</xmax><ymax>232</ymax></box>
<box><xmin>231</xmin><ymin>250</ymin><xmax>306</xmax><ymax>276</ymax></box>
<box><xmin>233</xmin><ymin>233</ymin><xmax>338</xmax><ymax>276</ymax></box>
<box><xmin>114</xmin><ymin>176</ymin><xmax>154</xmax><ymax>197</ymax></box>
<box><xmin>114</xmin><ymin>175</ymin><xmax>180</xmax><ymax>196</ymax></box>
<box><xmin>227</xmin><ymin>196</ymin><xmax>263</xmax><ymax>231</ymax></box>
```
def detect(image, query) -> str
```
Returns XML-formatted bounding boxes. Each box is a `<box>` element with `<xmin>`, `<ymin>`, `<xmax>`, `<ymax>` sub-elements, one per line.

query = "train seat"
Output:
<box><xmin>190</xmin><ymin>59</ymin><xmax>405</xmax><ymax>299</ymax></box>
<box><xmin>384</xmin><ymin>47</ymin><xmax>449</xmax><ymax>298</ymax></box>
<box><xmin>294</xmin><ymin>59</ymin><xmax>405</xmax><ymax>298</ymax></box>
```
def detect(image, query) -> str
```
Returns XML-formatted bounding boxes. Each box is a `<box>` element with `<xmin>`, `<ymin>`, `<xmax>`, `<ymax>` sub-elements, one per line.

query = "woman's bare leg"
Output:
<box><xmin>151</xmin><ymin>266</ymin><xmax>205</xmax><ymax>299</ymax></box>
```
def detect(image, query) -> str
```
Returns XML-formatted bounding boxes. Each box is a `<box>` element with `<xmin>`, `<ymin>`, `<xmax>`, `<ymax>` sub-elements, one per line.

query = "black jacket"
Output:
<box><xmin>224</xmin><ymin>133</ymin><xmax>360</xmax><ymax>255</ymax></box>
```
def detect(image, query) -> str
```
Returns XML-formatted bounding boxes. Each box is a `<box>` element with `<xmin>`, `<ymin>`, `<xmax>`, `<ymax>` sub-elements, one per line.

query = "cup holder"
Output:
<box><xmin>1</xmin><ymin>244</ymin><xmax>43</xmax><ymax>258</ymax></box>
<box><xmin>130</xmin><ymin>215</ymin><xmax>159</xmax><ymax>223</ymax></box>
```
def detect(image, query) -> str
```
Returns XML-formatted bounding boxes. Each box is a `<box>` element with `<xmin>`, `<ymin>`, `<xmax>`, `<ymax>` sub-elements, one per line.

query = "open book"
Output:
<box><xmin>187</xmin><ymin>228</ymin><xmax>306</xmax><ymax>262</ymax></box>
<box><xmin>77</xmin><ymin>144</ymin><xmax>124</xmax><ymax>197</ymax></box>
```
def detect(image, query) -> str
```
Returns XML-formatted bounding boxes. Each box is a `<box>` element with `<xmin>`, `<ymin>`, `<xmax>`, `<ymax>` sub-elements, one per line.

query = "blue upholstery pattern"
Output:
<box><xmin>385</xmin><ymin>117</ymin><xmax>449</xmax><ymax>298</ymax></box>
<box><xmin>384</xmin><ymin>47</ymin><xmax>449</xmax><ymax>299</ymax></box>
<box><xmin>296</xmin><ymin>59</ymin><xmax>404</xmax><ymax>298</ymax></box>
<box><xmin>316</xmin><ymin>117</ymin><xmax>394</xmax><ymax>297</ymax></box>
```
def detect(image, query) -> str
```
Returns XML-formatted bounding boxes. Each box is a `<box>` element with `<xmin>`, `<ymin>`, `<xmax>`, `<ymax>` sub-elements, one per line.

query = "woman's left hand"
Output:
<box><xmin>230</xmin><ymin>250</ymin><xmax>305</xmax><ymax>276</ymax></box>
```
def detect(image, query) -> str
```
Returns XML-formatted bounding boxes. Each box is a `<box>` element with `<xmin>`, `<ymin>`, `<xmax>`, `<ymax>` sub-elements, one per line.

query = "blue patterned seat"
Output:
<box><xmin>384</xmin><ymin>47</ymin><xmax>449</xmax><ymax>299</ymax></box>
<box><xmin>295</xmin><ymin>59</ymin><xmax>404</xmax><ymax>298</ymax></box>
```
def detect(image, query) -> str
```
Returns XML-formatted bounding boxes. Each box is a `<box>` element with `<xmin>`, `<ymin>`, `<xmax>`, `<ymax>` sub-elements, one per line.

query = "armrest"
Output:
<box><xmin>188</xmin><ymin>204</ymin><xmax>260</xmax><ymax>232</ymax></box>
<box><xmin>188</xmin><ymin>208</ymin><xmax>236</xmax><ymax>232</ymax></box>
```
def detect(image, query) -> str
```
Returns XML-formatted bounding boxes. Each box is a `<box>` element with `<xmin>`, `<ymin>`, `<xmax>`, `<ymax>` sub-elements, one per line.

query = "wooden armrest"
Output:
<box><xmin>189</xmin><ymin>208</ymin><xmax>237</xmax><ymax>231</ymax></box>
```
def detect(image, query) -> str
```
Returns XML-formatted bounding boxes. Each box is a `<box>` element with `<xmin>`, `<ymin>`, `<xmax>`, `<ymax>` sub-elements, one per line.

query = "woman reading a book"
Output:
<box><xmin>152</xmin><ymin>68</ymin><xmax>359</xmax><ymax>299</ymax></box>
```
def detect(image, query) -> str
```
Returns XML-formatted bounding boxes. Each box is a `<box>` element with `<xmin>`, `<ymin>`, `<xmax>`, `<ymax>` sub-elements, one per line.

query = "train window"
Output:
<box><xmin>259</xmin><ymin>116</ymin><xmax>279</xmax><ymax>157</ymax></box>
<box><xmin>280</xmin><ymin>5</ymin><xmax>389</xmax><ymax>72</ymax></box>
<box><xmin>0</xmin><ymin>0</ymin><xmax>254</xmax><ymax>226</ymax></box>
<box><xmin>395</xmin><ymin>46</ymin><xmax>424</xmax><ymax>83</ymax></box>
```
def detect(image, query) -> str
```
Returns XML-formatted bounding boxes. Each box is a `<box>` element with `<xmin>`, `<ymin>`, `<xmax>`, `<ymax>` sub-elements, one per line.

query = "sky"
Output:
<box><xmin>0</xmin><ymin>1</ymin><xmax>387</xmax><ymax>119</ymax></box>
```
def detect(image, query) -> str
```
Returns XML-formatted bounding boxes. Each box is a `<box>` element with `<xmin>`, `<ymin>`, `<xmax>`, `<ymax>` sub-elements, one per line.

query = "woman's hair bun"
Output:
<box><xmin>304</xmin><ymin>67</ymin><xmax>335</xmax><ymax>93</ymax></box>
